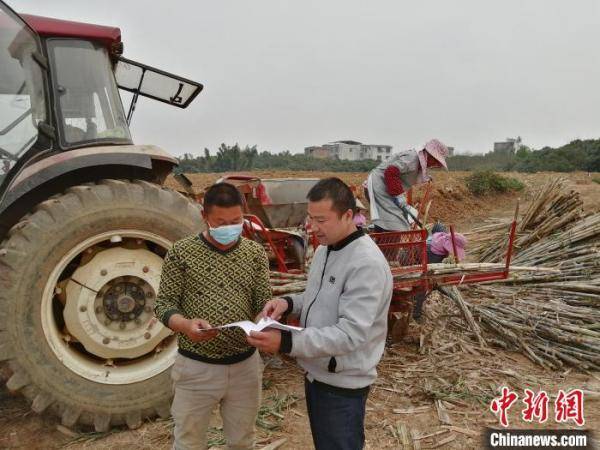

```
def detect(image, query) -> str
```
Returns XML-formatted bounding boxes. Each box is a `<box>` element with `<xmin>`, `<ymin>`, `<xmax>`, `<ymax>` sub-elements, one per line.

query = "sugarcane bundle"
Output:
<box><xmin>453</xmin><ymin>179</ymin><xmax>600</xmax><ymax>370</ymax></box>
<box><xmin>270</xmin><ymin>271</ymin><xmax>307</xmax><ymax>295</ymax></box>
<box><xmin>392</xmin><ymin>262</ymin><xmax>558</xmax><ymax>279</ymax></box>
<box><xmin>466</xmin><ymin>295</ymin><xmax>600</xmax><ymax>370</ymax></box>
<box><xmin>468</xmin><ymin>178</ymin><xmax>585</xmax><ymax>262</ymax></box>
<box><xmin>466</xmin><ymin>211</ymin><xmax>600</xmax><ymax>290</ymax></box>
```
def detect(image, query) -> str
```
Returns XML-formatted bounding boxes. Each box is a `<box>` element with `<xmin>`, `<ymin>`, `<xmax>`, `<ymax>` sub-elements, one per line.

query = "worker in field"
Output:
<box><xmin>155</xmin><ymin>182</ymin><xmax>272</xmax><ymax>450</ymax></box>
<box><xmin>247</xmin><ymin>178</ymin><xmax>393</xmax><ymax>450</ymax></box>
<box><xmin>427</xmin><ymin>222</ymin><xmax>467</xmax><ymax>264</ymax></box>
<box><xmin>365</xmin><ymin>139</ymin><xmax>449</xmax><ymax>231</ymax></box>
<box><xmin>412</xmin><ymin>222</ymin><xmax>468</xmax><ymax>322</ymax></box>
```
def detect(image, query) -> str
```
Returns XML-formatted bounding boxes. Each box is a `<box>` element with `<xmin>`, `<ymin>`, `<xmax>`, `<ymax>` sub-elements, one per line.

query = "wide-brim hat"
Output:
<box><xmin>423</xmin><ymin>139</ymin><xmax>449</xmax><ymax>170</ymax></box>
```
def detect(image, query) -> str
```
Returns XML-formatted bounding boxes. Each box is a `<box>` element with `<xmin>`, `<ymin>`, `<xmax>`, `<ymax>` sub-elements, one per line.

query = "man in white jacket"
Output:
<box><xmin>247</xmin><ymin>178</ymin><xmax>393</xmax><ymax>450</ymax></box>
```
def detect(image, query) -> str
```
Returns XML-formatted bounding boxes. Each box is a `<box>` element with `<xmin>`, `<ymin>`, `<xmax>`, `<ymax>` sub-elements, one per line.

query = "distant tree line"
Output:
<box><xmin>448</xmin><ymin>139</ymin><xmax>600</xmax><ymax>172</ymax></box>
<box><xmin>176</xmin><ymin>140</ymin><xmax>600</xmax><ymax>174</ymax></box>
<box><xmin>175</xmin><ymin>144</ymin><xmax>379</xmax><ymax>173</ymax></box>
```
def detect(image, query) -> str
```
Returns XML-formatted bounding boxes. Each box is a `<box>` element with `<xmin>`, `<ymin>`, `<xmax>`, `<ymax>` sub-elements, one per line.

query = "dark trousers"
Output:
<box><xmin>305</xmin><ymin>378</ymin><xmax>369</xmax><ymax>450</ymax></box>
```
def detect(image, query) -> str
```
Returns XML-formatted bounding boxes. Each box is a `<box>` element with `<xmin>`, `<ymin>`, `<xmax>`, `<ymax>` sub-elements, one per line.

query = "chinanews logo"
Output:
<box><xmin>490</xmin><ymin>387</ymin><xmax>585</xmax><ymax>428</ymax></box>
<box><xmin>486</xmin><ymin>387</ymin><xmax>593</xmax><ymax>449</ymax></box>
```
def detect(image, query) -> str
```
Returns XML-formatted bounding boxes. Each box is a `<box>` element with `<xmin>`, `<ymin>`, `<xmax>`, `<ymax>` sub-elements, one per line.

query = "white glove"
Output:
<box><xmin>405</xmin><ymin>205</ymin><xmax>419</xmax><ymax>225</ymax></box>
<box><xmin>393</xmin><ymin>194</ymin><xmax>407</xmax><ymax>207</ymax></box>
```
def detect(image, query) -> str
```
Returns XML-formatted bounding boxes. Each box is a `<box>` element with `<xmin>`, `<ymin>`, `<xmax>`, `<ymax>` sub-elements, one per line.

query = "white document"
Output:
<box><xmin>211</xmin><ymin>317</ymin><xmax>303</xmax><ymax>335</ymax></box>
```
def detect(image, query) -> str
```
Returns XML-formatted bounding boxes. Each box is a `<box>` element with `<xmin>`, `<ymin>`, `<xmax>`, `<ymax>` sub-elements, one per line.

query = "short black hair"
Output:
<box><xmin>431</xmin><ymin>222</ymin><xmax>447</xmax><ymax>234</ymax></box>
<box><xmin>307</xmin><ymin>177</ymin><xmax>356</xmax><ymax>216</ymax></box>
<box><xmin>203</xmin><ymin>182</ymin><xmax>244</xmax><ymax>212</ymax></box>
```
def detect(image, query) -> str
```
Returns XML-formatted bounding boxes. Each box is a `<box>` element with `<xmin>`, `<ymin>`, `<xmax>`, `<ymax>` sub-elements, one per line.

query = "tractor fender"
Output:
<box><xmin>0</xmin><ymin>145</ymin><xmax>178</xmax><ymax>239</ymax></box>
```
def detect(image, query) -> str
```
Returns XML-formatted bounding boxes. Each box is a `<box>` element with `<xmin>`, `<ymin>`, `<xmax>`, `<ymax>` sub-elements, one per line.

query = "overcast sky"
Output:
<box><xmin>16</xmin><ymin>0</ymin><xmax>600</xmax><ymax>156</ymax></box>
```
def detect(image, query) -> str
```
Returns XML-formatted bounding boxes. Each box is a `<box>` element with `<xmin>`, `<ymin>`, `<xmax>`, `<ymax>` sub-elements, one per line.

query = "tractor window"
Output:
<box><xmin>115</xmin><ymin>57</ymin><xmax>203</xmax><ymax>111</ymax></box>
<box><xmin>0</xmin><ymin>5</ymin><xmax>46</xmax><ymax>184</ymax></box>
<box><xmin>48</xmin><ymin>39</ymin><xmax>131</xmax><ymax>148</ymax></box>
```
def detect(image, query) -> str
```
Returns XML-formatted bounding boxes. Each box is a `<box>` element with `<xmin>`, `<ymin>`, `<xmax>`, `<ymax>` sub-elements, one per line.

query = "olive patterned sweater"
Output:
<box><xmin>155</xmin><ymin>233</ymin><xmax>272</xmax><ymax>364</ymax></box>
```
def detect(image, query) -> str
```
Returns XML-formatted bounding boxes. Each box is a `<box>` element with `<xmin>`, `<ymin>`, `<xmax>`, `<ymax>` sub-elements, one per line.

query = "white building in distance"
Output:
<box><xmin>493</xmin><ymin>137</ymin><xmax>523</xmax><ymax>155</ymax></box>
<box><xmin>305</xmin><ymin>140</ymin><xmax>393</xmax><ymax>162</ymax></box>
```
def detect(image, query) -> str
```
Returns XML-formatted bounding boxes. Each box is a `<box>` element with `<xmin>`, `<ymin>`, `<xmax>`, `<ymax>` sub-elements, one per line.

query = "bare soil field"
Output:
<box><xmin>164</xmin><ymin>170</ymin><xmax>600</xmax><ymax>226</ymax></box>
<box><xmin>1</xmin><ymin>170</ymin><xmax>599</xmax><ymax>449</ymax></box>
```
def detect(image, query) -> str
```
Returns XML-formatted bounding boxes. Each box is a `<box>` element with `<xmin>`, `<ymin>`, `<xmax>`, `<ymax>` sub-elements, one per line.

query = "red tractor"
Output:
<box><xmin>0</xmin><ymin>3</ymin><xmax>205</xmax><ymax>430</ymax></box>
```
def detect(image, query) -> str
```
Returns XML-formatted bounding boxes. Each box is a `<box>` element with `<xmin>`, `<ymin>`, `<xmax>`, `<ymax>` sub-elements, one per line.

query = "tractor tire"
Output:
<box><xmin>0</xmin><ymin>179</ymin><xmax>203</xmax><ymax>430</ymax></box>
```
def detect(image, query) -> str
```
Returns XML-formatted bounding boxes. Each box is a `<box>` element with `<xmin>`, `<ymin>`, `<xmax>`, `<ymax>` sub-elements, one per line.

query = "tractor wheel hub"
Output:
<box><xmin>63</xmin><ymin>247</ymin><xmax>170</xmax><ymax>359</ymax></box>
<box><xmin>102</xmin><ymin>280</ymin><xmax>148</xmax><ymax>320</ymax></box>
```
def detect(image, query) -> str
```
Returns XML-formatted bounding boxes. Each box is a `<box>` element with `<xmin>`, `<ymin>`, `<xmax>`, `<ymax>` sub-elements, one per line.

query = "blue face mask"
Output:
<box><xmin>208</xmin><ymin>223</ymin><xmax>243</xmax><ymax>245</ymax></box>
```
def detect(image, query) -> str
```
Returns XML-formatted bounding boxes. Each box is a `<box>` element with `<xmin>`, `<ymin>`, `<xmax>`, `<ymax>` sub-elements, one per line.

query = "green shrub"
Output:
<box><xmin>449</xmin><ymin>139</ymin><xmax>600</xmax><ymax>172</ymax></box>
<box><xmin>465</xmin><ymin>171</ymin><xmax>524</xmax><ymax>196</ymax></box>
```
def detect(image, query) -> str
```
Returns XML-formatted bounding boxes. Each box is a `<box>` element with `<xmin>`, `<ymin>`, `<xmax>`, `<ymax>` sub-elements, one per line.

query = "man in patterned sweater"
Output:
<box><xmin>155</xmin><ymin>182</ymin><xmax>271</xmax><ymax>450</ymax></box>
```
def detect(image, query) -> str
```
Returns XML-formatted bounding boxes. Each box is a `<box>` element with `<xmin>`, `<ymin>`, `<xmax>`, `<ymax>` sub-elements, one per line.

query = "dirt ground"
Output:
<box><xmin>1</xmin><ymin>170</ymin><xmax>599</xmax><ymax>449</ymax></box>
<box><xmin>164</xmin><ymin>170</ymin><xmax>600</xmax><ymax>227</ymax></box>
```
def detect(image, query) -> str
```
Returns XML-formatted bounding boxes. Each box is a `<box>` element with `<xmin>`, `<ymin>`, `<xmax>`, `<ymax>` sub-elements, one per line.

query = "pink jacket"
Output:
<box><xmin>430</xmin><ymin>232</ymin><xmax>467</xmax><ymax>260</ymax></box>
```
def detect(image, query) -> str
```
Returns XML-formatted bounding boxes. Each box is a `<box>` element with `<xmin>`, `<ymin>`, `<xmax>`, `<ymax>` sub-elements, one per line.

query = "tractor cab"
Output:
<box><xmin>0</xmin><ymin>5</ymin><xmax>46</xmax><ymax>187</ymax></box>
<box><xmin>0</xmin><ymin>4</ymin><xmax>202</xmax><ymax>206</ymax></box>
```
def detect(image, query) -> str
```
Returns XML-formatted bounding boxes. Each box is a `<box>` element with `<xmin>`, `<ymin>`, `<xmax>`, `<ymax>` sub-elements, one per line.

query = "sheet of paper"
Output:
<box><xmin>256</xmin><ymin>317</ymin><xmax>304</xmax><ymax>333</ymax></box>
<box><xmin>219</xmin><ymin>320</ymin><xmax>259</xmax><ymax>335</ymax></box>
<box><xmin>204</xmin><ymin>317</ymin><xmax>303</xmax><ymax>336</ymax></box>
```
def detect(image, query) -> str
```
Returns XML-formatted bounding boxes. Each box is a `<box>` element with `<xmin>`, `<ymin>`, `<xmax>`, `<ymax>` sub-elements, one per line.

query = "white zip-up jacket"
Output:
<box><xmin>282</xmin><ymin>230</ymin><xmax>392</xmax><ymax>389</ymax></box>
